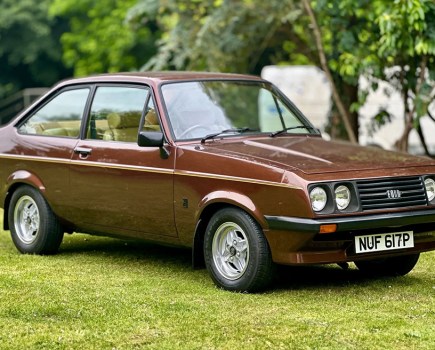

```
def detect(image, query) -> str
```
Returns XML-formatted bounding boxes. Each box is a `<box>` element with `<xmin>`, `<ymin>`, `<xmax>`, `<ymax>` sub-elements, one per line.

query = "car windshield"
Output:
<box><xmin>161</xmin><ymin>80</ymin><xmax>316</xmax><ymax>140</ymax></box>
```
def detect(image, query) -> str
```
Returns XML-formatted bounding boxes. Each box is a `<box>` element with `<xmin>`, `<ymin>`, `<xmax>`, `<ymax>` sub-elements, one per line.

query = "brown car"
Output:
<box><xmin>1</xmin><ymin>72</ymin><xmax>435</xmax><ymax>292</ymax></box>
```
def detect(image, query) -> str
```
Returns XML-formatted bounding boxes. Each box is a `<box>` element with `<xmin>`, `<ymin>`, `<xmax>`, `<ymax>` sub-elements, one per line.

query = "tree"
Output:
<box><xmin>302</xmin><ymin>0</ymin><xmax>357</xmax><ymax>143</ymax></box>
<box><xmin>128</xmin><ymin>0</ymin><xmax>304</xmax><ymax>74</ymax></box>
<box><xmin>306</xmin><ymin>0</ymin><xmax>382</xmax><ymax>142</ymax></box>
<box><xmin>372</xmin><ymin>0</ymin><xmax>435</xmax><ymax>153</ymax></box>
<box><xmin>310</xmin><ymin>0</ymin><xmax>435</xmax><ymax>152</ymax></box>
<box><xmin>50</xmin><ymin>0</ymin><xmax>158</xmax><ymax>76</ymax></box>
<box><xmin>128</xmin><ymin>0</ymin><xmax>364</xmax><ymax>142</ymax></box>
<box><xmin>8</xmin><ymin>0</ymin><xmax>428</xmax><ymax>152</ymax></box>
<box><xmin>130</xmin><ymin>0</ymin><xmax>435</xmax><ymax>152</ymax></box>
<box><xmin>0</xmin><ymin>0</ymin><xmax>70</xmax><ymax>97</ymax></box>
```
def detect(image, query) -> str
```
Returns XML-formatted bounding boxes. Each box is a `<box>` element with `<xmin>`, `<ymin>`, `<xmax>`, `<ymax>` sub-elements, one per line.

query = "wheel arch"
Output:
<box><xmin>191</xmin><ymin>191</ymin><xmax>268</xmax><ymax>269</ymax></box>
<box><xmin>3</xmin><ymin>171</ymin><xmax>46</xmax><ymax>231</ymax></box>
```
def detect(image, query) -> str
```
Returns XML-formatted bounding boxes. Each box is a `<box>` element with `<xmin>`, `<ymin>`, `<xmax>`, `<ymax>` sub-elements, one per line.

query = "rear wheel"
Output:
<box><xmin>8</xmin><ymin>185</ymin><xmax>64</xmax><ymax>254</ymax></box>
<box><xmin>355</xmin><ymin>253</ymin><xmax>420</xmax><ymax>277</ymax></box>
<box><xmin>204</xmin><ymin>208</ymin><xmax>274</xmax><ymax>292</ymax></box>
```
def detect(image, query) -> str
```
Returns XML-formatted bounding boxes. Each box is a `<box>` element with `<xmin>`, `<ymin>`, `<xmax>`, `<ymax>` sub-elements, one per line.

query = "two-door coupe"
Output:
<box><xmin>1</xmin><ymin>72</ymin><xmax>435</xmax><ymax>292</ymax></box>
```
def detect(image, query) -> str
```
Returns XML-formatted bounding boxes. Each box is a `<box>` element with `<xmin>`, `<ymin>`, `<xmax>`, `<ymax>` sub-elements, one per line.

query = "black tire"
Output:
<box><xmin>8</xmin><ymin>185</ymin><xmax>64</xmax><ymax>254</ymax></box>
<box><xmin>203</xmin><ymin>207</ymin><xmax>274</xmax><ymax>292</ymax></box>
<box><xmin>355</xmin><ymin>253</ymin><xmax>420</xmax><ymax>277</ymax></box>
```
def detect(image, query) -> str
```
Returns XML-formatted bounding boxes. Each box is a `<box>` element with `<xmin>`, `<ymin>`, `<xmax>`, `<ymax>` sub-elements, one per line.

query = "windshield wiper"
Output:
<box><xmin>269</xmin><ymin>125</ymin><xmax>316</xmax><ymax>137</ymax></box>
<box><xmin>201</xmin><ymin>127</ymin><xmax>257</xmax><ymax>144</ymax></box>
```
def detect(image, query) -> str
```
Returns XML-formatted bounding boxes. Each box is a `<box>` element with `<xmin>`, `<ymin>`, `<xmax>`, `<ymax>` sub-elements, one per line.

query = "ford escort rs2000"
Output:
<box><xmin>1</xmin><ymin>72</ymin><xmax>435</xmax><ymax>291</ymax></box>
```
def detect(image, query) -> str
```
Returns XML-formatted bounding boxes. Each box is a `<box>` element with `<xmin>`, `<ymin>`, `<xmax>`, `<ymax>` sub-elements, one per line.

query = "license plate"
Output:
<box><xmin>355</xmin><ymin>231</ymin><xmax>414</xmax><ymax>254</ymax></box>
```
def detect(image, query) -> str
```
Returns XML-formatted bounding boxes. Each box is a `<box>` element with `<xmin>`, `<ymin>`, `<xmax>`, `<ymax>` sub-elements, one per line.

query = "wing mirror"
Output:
<box><xmin>138</xmin><ymin>131</ymin><xmax>169</xmax><ymax>159</ymax></box>
<box><xmin>138</xmin><ymin>131</ymin><xmax>164</xmax><ymax>147</ymax></box>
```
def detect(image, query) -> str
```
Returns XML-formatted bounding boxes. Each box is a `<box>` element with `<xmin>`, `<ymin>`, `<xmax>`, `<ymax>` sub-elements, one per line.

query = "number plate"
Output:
<box><xmin>355</xmin><ymin>231</ymin><xmax>414</xmax><ymax>254</ymax></box>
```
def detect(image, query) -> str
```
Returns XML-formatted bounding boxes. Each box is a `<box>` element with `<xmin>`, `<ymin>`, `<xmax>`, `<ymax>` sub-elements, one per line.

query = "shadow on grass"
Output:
<box><xmin>272</xmin><ymin>263</ymin><xmax>420</xmax><ymax>291</ymax></box>
<box><xmin>59</xmin><ymin>234</ymin><xmax>192</xmax><ymax>269</ymax></box>
<box><xmin>58</xmin><ymin>234</ymin><xmax>420</xmax><ymax>292</ymax></box>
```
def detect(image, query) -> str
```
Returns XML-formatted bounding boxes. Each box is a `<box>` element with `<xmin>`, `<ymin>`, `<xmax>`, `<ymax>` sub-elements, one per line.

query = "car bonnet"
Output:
<box><xmin>197</xmin><ymin>136</ymin><xmax>435</xmax><ymax>175</ymax></box>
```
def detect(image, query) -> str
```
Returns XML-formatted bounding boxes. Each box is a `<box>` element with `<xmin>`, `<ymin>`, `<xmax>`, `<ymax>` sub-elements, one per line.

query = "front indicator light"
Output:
<box><xmin>310</xmin><ymin>187</ymin><xmax>327</xmax><ymax>212</ymax></box>
<box><xmin>425</xmin><ymin>178</ymin><xmax>435</xmax><ymax>202</ymax></box>
<box><xmin>335</xmin><ymin>185</ymin><xmax>351</xmax><ymax>210</ymax></box>
<box><xmin>319</xmin><ymin>224</ymin><xmax>337</xmax><ymax>234</ymax></box>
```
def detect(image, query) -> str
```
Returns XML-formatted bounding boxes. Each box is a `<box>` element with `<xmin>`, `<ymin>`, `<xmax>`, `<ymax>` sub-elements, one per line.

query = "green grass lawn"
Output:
<box><xmin>1</xmin><ymin>208</ymin><xmax>434</xmax><ymax>349</ymax></box>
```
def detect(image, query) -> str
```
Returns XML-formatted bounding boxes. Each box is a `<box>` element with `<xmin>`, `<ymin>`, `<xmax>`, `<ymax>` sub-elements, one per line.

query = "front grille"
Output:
<box><xmin>356</xmin><ymin>176</ymin><xmax>427</xmax><ymax>211</ymax></box>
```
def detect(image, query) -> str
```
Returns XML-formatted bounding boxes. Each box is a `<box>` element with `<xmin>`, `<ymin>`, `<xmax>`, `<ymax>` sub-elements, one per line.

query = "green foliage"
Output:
<box><xmin>50</xmin><ymin>0</ymin><xmax>158</xmax><ymax>76</ymax></box>
<box><xmin>129</xmin><ymin>0</ymin><xmax>301</xmax><ymax>73</ymax></box>
<box><xmin>0</xmin><ymin>0</ymin><xmax>70</xmax><ymax>97</ymax></box>
<box><xmin>370</xmin><ymin>0</ymin><xmax>435</xmax><ymax>150</ymax></box>
<box><xmin>312</xmin><ymin>0</ymin><xmax>435</xmax><ymax>146</ymax></box>
<box><xmin>2</xmin><ymin>0</ymin><xmax>434</xmax><ymax>148</ymax></box>
<box><xmin>376</xmin><ymin>0</ymin><xmax>435</xmax><ymax>57</ymax></box>
<box><xmin>314</xmin><ymin>0</ymin><xmax>379</xmax><ymax>86</ymax></box>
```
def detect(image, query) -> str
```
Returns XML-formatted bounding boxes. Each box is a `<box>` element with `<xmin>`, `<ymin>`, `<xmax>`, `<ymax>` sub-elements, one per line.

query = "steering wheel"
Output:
<box><xmin>178</xmin><ymin>124</ymin><xmax>210</xmax><ymax>139</ymax></box>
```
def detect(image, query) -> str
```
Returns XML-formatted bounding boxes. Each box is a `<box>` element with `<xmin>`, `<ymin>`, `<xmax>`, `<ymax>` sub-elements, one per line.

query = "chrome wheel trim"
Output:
<box><xmin>212</xmin><ymin>222</ymin><xmax>249</xmax><ymax>281</ymax></box>
<box><xmin>13</xmin><ymin>195</ymin><xmax>40</xmax><ymax>244</ymax></box>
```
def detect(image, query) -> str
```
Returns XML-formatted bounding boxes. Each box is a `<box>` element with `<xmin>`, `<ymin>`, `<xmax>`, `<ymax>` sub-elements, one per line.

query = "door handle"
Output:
<box><xmin>74</xmin><ymin>147</ymin><xmax>92</xmax><ymax>156</ymax></box>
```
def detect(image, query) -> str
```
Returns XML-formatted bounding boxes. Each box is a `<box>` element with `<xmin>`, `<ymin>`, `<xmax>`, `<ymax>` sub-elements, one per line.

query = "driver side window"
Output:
<box><xmin>86</xmin><ymin>86</ymin><xmax>150</xmax><ymax>142</ymax></box>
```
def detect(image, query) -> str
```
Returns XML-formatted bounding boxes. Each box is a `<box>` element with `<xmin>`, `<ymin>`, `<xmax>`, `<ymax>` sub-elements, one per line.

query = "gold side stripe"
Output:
<box><xmin>0</xmin><ymin>153</ymin><xmax>172</xmax><ymax>175</ymax></box>
<box><xmin>0</xmin><ymin>153</ymin><xmax>69</xmax><ymax>165</ymax></box>
<box><xmin>175</xmin><ymin>170</ymin><xmax>300</xmax><ymax>189</ymax></box>
<box><xmin>1</xmin><ymin>153</ymin><xmax>300</xmax><ymax>189</ymax></box>
<box><xmin>69</xmin><ymin>159</ymin><xmax>173</xmax><ymax>175</ymax></box>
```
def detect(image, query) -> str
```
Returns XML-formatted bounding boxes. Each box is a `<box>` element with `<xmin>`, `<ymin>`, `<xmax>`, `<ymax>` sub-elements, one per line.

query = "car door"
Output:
<box><xmin>12</xmin><ymin>87</ymin><xmax>90</xmax><ymax>221</ymax></box>
<box><xmin>69</xmin><ymin>85</ymin><xmax>176</xmax><ymax>238</ymax></box>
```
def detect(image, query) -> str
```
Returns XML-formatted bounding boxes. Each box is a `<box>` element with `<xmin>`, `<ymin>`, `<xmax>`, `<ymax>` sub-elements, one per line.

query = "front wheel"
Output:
<box><xmin>204</xmin><ymin>208</ymin><xmax>274</xmax><ymax>292</ymax></box>
<box><xmin>8</xmin><ymin>185</ymin><xmax>64</xmax><ymax>254</ymax></box>
<box><xmin>354</xmin><ymin>253</ymin><xmax>420</xmax><ymax>277</ymax></box>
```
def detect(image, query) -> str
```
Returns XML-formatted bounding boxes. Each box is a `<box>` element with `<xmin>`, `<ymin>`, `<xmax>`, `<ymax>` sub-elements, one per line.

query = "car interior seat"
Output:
<box><xmin>103</xmin><ymin>111</ymin><xmax>141</xmax><ymax>142</ymax></box>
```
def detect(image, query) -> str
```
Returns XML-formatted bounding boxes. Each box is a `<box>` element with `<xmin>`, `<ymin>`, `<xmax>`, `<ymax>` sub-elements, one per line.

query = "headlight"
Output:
<box><xmin>425</xmin><ymin>178</ymin><xmax>435</xmax><ymax>202</ymax></box>
<box><xmin>310</xmin><ymin>187</ymin><xmax>327</xmax><ymax>212</ymax></box>
<box><xmin>335</xmin><ymin>185</ymin><xmax>351</xmax><ymax>210</ymax></box>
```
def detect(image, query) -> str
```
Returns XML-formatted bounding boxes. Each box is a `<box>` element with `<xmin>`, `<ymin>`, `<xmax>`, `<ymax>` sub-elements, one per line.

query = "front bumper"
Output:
<box><xmin>264</xmin><ymin>209</ymin><xmax>435</xmax><ymax>265</ymax></box>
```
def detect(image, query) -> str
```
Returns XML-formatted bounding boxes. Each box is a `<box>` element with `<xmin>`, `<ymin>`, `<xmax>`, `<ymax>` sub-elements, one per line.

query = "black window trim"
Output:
<box><xmin>80</xmin><ymin>82</ymin><xmax>161</xmax><ymax>143</ymax></box>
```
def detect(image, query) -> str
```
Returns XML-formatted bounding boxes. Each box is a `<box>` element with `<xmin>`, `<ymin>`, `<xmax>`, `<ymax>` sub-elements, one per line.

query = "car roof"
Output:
<box><xmin>56</xmin><ymin>71</ymin><xmax>265</xmax><ymax>88</ymax></box>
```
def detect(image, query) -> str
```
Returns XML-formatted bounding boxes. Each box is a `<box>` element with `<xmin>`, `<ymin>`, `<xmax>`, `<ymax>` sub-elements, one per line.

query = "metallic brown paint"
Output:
<box><xmin>1</xmin><ymin>72</ymin><xmax>435</xmax><ymax>267</ymax></box>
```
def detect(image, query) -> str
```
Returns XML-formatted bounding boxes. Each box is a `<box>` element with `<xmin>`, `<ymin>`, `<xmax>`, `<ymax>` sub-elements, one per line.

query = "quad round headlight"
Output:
<box><xmin>425</xmin><ymin>177</ymin><xmax>435</xmax><ymax>202</ymax></box>
<box><xmin>310</xmin><ymin>187</ymin><xmax>327</xmax><ymax>212</ymax></box>
<box><xmin>335</xmin><ymin>185</ymin><xmax>351</xmax><ymax>210</ymax></box>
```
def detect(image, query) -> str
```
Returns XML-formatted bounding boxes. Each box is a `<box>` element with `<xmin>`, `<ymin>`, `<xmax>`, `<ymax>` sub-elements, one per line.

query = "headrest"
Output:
<box><xmin>107</xmin><ymin>111</ymin><xmax>141</xmax><ymax>129</ymax></box>
<box><xmin>144</xmin><ymin>109</ymin><xmax>159</xmax><ymax>125</ymax></box>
